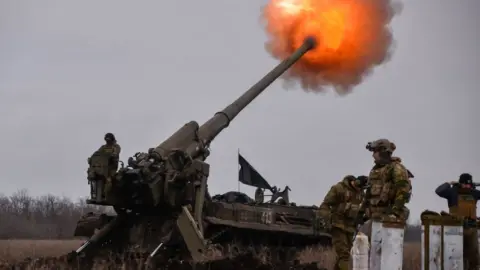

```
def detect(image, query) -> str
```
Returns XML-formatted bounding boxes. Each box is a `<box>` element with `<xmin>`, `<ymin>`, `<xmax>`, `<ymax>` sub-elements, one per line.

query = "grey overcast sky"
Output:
<box><xmin>0</xmin><ymin>1</ymin><xmax>478</xmax><ymax>222</ymax></box>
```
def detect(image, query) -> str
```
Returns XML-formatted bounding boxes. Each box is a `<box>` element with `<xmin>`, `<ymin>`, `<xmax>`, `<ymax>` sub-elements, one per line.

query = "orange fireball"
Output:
<box><xmin>262</xmin><ymin>0</ymin><xmax>400</xmax><ymax>93</ymax></box>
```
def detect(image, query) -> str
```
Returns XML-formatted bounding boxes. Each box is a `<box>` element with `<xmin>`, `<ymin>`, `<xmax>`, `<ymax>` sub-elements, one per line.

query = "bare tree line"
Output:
<box><xmin>0</xmin><ymin>189</ymin><xmax>110</xmax><ymax>239</ymax></box>
<box><xmin>0</xmin><ymin>189</ymin><xmax>421</xmax><ymax>241</ymax></box>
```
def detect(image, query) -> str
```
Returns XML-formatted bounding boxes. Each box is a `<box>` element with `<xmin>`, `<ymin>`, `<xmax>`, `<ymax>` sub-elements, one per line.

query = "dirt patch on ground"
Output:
<box><xmin>0</xmin><ymin>241</ymin><xmax>335</xmax><ymax>270</ymax></box>
<box><xmin>0</xmin><ymin>240</ymin><xmax>421</xmax><ymax>269</ymax></box>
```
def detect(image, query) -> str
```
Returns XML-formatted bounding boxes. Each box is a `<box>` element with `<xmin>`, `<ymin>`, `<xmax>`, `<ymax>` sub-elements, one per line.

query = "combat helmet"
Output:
<box><xmin>104</xmin><ymin>132</ymin><xmax>116</xmax><ymax>142</ymax></box>
<box><xmin>365</xmin><ymin>138</ymin><xmax>396</xmax><ymax>153</ymax></box>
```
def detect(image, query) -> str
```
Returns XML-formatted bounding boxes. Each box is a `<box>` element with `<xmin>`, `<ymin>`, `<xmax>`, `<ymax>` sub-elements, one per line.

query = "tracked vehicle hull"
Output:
<box><xmin>73</xmin><ymin>193</ymin><xmax>331</xmax><ymax>268</ymax></box>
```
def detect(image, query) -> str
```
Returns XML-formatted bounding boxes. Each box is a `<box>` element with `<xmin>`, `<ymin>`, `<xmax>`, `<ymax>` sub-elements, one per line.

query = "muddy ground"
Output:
<box><xmin>1</xmin><ymin>252</ymin><xmax>333</xmax><ymax>270</ymax></box>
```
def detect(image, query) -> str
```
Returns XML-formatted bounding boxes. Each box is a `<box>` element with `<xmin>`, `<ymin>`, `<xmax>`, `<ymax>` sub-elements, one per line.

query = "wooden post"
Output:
<box><xmin>420</xmin><ymin>211</ymin><xmax>442</xmax><ymax>270</ymax></box>
<box><xmin>441</xmin><ymin>213</ymin><xmax>464</xmax><ymax>270</ymax></box>
<box><xmin>421</xmin><ymin>210</ymin><xmax>464</xmax><ymax>270</ymax></box>
<box><xmin>477</xmin><ymin>220</ymin><xmax>480</xmax><ymax>263</ymax></box>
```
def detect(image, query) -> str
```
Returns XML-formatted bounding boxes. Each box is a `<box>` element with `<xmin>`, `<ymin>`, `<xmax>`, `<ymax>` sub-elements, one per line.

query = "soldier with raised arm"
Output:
<box><xmin>318</xmin><ymin>175</ymin><xmax>368</xmax><ymax>270</ymax></box>
<box><xmin>365</xmin><ymin>139</ymin><xmax>411</xmax><ymax>222</ymax></box>
<box><xmin>435</xmin><ymin>173</ymin><xmax>480</xmax><ymax>270</ymax></box>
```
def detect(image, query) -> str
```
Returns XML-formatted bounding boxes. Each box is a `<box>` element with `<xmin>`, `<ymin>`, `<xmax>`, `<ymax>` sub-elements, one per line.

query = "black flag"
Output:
<box><xmin>238</xmin><ymin>153</ymin><xmax>272</xmax><ymax>190</ymax></box>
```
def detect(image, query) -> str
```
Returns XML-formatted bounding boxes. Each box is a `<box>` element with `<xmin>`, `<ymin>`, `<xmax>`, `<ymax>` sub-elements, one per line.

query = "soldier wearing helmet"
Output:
<box><xmin>100</xmin><ymin>133</ymin><xmax>121</xmax><ymax>172</ymax></box>
<box><xmin>87</xmin><ymin>133</ymin><xmax>122</xmax><ymax>201</ymax></box>
<box><xmin>365</xmin><ymin>139</ymin><xmax>411</xmax><ymax>222</ymax></box>
<box><xmin>435</xmin><ymin>173</ymin><xmax>480</xmax><ymax>270</ymax></box>
<box><xmin>318</xmin><ymin>175</ymin><xmax>368</xmax><ymax>270</ymax></box>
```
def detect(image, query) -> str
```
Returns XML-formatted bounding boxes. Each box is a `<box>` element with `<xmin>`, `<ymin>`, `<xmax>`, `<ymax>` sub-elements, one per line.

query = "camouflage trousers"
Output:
<box><xmin>464</xmin><ymin>227</ymin><xmax>478</xmax><ymax>270</ymax></box>
<box><xmin>331</xmin><ymin>227</ymin><xmax>353</xmax><ymax>270</ymax></box>
<box><xmin>104</xmin><ymin>168</ymin><xmax>117</xmax><ymax>197</ymax></box>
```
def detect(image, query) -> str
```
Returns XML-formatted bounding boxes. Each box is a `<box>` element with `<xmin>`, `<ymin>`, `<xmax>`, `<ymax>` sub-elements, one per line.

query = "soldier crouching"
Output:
<box><xmin>318</xmin><ymin>175</ymin><xmax>368</xmax><ymax>270</ymax></box>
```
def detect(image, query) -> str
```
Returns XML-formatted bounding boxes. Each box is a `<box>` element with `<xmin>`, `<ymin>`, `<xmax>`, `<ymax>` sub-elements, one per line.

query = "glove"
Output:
<box><xmin>388</xmin><ymin>204</ymin><xmax>405</xmax><ymax>221</ymax></box>
<box><xmin>354</xmin><ymin>210</ymin><xmax>368</xmax><ymax>226</ymax></box>
<box><xmin>361</xmin><ymin>214</ymin><xmax>369</xmax><ymax>223</ymax></box>
<box><xmin>391</xmin><ymin>197</ymin><xmax>406</xmax><ymax>215</ymax></box>
<box><xmin>315</xmin><ymin>211</ymin><xmax>331</xmax><ymax>231</ymax></box>
<box><xmin>388</xmin><ymin>207</ymin><xmax>399</xmax><ymax>218</ymax></box>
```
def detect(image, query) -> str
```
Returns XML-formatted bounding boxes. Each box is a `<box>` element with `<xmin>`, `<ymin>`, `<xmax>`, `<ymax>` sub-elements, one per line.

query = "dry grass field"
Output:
<box><xmin>0</xmin><ymin>239</ymin><xmax>84</xmax><ymax>264</ymax></box>
<box><xmin>0</xmin><ymin>239</ymin><xmax>421</xmax><ymax>269</ymax></box>
<box><xmin>0</xmin><ymin>192</ymin><xmax>424</xmax><ymax>269</ymax></box>
<box><xmin>402</xmin><ymin>242</ymin><xmax>422</xmax><ymax>270</ymax></box>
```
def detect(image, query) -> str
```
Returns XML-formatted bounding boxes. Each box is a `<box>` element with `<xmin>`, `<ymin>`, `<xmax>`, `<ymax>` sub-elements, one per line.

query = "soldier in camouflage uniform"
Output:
<box><xmin>318</xmin><ymin>175</ymin><xmax>368</xmax><ymax>270</ymax></box>
<box><xmin>435</xmin><ymin>173</ymin><xmax>480</xmax><ymax>270</ymax></box>
<box><xmin>87</xmin><ymin>133</ymin><xmax>121</xmax><ymax>201</ymax></box>
<box><xmin>98</xmin><ymin>133</ymin><xmax>121</xmax><ymax>174</ymax></box>
<box><xmin>99</xmin><ymin>133</ymin><xmax>121</xmax><ymax>198</ymax></box>
<box><xmin>365</xmin><ymin>139</ymin><xmax>411</xmax><ymax>222</ymax></box>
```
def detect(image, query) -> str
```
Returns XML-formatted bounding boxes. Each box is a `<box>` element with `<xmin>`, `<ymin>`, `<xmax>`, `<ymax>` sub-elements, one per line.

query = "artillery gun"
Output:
<box><xmin>73</xmin><ymin>37</ymin><xmax>331</xmax><ymax>266</ymax></box>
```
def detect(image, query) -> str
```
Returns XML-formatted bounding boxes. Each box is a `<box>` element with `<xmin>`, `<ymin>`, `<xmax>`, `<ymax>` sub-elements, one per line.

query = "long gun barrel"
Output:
<box><xmin>111</xmin><ymin>37</ymin><xmax>316</xmax><ymax>210</ymax></box>
<box><xmin>83</xmin><ymin>37</ymin><xmax>317</xmax><ymax>262</ymax></box>
<box><xmin>153</xmin><ymin>37</ymin><xmax>316</xmax><ymax>160</ymax></box>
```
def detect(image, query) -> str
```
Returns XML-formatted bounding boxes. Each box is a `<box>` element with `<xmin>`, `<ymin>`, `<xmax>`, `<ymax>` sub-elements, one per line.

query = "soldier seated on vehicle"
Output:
<box><xmin>87</xmin><ymin>133</ymin><xmax>121</xmax><ymax>202</ymax></box>
<box><xmin>318</xmin><ymin>175</ymin><xmax>367</xmax><ymax>270</ymax></box>
<box><xmin>435</xmin><ymin>173</ymin><xmax>480</xmax><ymax>270</ymax></box>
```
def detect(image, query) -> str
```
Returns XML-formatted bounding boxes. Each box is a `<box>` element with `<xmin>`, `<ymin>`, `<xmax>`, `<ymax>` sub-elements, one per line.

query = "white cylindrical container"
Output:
<box><xmin>351</xmin><ymin>232</ymin><xmax>369</xmax><ymax>270</ymax></box>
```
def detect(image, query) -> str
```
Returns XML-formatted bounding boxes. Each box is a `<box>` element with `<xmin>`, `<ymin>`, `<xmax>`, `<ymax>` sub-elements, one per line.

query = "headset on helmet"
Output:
<box><xmin>366</xmin><ymin>139</ymin><xmax>396</xmax><ymax>153</ymax></box>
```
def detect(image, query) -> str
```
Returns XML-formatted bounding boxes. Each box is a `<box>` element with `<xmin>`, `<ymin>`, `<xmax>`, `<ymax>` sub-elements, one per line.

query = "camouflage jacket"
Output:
<box><xmin>391</xmin><ymin>157</ymin><xmax>412</xmax><ymax>203</ymax></box>
<box><xmin>318</xmin><ymin>176</ymin><xmax>365</xmax><ymax>232</ymax></box>
<box><xmin>87</xmin><ymin>143</ymin><xmax>121</xmax><ymax>180</ymax></box>
<box><xmin>98</xmin><ymin>143</ymin><xmax>121</xmax><ymax>161</ymax></box>
<box><xmin>368</xmin><ymin>156</ymin><xmax>410</xmax><ymax>220</ymax></box>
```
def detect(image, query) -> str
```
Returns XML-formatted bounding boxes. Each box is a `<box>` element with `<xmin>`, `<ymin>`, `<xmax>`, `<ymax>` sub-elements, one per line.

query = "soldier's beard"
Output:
<box><xmin>374</xmin><ymin>152</ymin><xmax>391</xmax><ymax>165</ymax></box>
